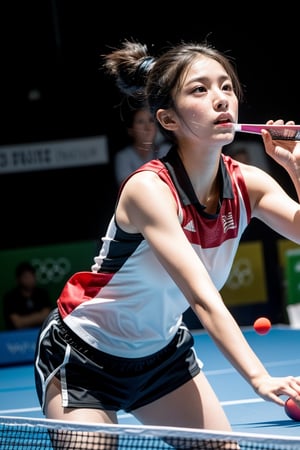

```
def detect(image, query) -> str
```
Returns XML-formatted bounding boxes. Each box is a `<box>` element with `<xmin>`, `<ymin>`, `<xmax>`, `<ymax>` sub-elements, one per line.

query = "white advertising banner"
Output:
<box><xmin>0</xmin><ymin>135</ymin><xmax>109</xmax><ymax>174</ymax></box>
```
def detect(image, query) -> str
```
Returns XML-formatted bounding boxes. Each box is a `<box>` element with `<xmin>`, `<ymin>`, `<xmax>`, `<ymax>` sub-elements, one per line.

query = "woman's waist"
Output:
<box><xmin>61</xmin><ymin>309</ymin><xmax>182</xmax><ymax>358</ymax></box>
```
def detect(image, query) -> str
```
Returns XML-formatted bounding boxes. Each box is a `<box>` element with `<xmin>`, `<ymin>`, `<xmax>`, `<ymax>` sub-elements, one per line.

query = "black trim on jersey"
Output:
<box><xmin>160</xmin><ymin>147</ymin><xmax>234</xmax><ymax>218</ymax></box>
<box><xmin>98</xmin><ymin>221</ymin><xmax>143</xmax><ymax>273</ymax></box>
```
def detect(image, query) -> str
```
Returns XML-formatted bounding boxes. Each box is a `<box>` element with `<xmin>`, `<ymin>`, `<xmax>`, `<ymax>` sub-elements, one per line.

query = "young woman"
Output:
<box><xmin>35</xmin><ymin>39</ymin><xmax>300</xmax><ymax>435</ymax></box>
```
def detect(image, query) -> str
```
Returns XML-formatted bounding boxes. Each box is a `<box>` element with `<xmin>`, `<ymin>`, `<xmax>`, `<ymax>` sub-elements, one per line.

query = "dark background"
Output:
<box><xmin>0</xmin><ymin>2</ymin><xmax>299</xmax><ymax>325</ymax></box>
<box><xmin>0</xmin><ymin>2</ymin><xmax>299</xmax><ymax>147</ymax></box>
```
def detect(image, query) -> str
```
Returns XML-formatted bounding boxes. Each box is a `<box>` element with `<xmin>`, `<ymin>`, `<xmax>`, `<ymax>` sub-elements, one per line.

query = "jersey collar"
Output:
<box><xmin>161</xmin><ymin>147</ymin><xmax>234</xmax><ymax>215</ymax></box>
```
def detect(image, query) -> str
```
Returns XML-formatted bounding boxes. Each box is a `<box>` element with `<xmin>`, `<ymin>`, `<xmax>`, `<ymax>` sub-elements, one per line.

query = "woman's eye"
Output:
<box><xmin>193</xmin><ymin>86</ymin><xmax>206</xmax><ymax>93</ymax></box>
<box><xmin>223</xmin><ymin>83</ymin><xmax>233</xmax><ymax>92</ymax></box>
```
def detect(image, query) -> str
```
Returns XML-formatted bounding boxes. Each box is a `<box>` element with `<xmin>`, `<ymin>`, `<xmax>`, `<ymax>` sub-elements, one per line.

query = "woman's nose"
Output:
<box><xmin>215</xmin><ymin>98</ymin><xmax>229</xmax><ymax>110</ymax></box>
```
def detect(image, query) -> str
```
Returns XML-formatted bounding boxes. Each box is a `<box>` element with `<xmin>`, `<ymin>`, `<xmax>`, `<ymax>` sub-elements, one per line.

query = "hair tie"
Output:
<box><xmin>117</xmin><ymin>57</ymin><xmax>155</xmax><ymax>95</ymax></box>
<box><xmin>134</xmin><ymin>57</ymin><xmax>154</xmax><ymax>85</ymax></box>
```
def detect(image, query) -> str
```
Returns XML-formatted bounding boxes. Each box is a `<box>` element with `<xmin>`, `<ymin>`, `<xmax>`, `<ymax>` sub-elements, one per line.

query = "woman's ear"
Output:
<box><xmin>156</xmin><ymin>109</ymin><xmax>177</xmax><ymax>130</ymax></box>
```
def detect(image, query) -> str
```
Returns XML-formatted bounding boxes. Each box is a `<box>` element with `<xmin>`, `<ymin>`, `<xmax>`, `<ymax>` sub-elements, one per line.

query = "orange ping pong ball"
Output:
<box><xmin>285</xmin><ymin>397</ymin><xmax>300</xmax><ymax>421</ymax></box>
<box><xmin>253</xmin><ymin>317</ymin><xmax>271</xmax><ymax>335</ymax></box>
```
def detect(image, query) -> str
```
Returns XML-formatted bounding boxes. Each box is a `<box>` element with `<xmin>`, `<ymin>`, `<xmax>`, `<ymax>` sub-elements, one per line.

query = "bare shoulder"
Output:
<box><xmin>238</xmin><ymin>162</ymin><xmax>277</xmax><ymax>188</ymax></box>
<box><xmin>122</xmin><ymin>170</ymin><xmax>171</xmax><ymax>198</ymax></box>
<box><xmin>238</xmin><ymin>161</ymin><xmax>288</xmax><ymax>213</ymax></box>
<box><xmin>116</xmin><ymin>170</ymin><xmax>178</xmax><ymax>233</ymax></box>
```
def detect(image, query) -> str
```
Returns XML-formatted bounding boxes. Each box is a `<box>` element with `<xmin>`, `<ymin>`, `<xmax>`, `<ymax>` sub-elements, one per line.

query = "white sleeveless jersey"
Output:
<box><xmin>58</xmin><ymin>149</ymin><xmax>251</xmax><ymax>358</ymax></box>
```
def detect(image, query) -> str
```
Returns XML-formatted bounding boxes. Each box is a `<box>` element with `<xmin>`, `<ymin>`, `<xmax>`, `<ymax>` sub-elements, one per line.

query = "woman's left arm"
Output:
<box><xmin>242</xmin><ymin>164</ymin><xmax>300</xmax><ymax>245</ymax></box>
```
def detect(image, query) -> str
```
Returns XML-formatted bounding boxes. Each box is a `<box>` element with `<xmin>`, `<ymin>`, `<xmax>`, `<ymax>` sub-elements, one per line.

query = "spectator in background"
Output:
<box><xmin>3</xmin><ymin>261</ymin><xmax>52</xmax><ymax>330</ymax></box>
<box><xmin>114</xmin><ymin>99</ymin><xmax>170</xmax><ymax>186</ymax></box>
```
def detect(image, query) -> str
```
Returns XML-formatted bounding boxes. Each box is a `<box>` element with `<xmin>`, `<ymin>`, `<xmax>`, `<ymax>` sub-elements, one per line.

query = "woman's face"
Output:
<box><xmin>170</xmin><ymin>56</ymin><xmax>239</xmax><ymax>146</ymax></box>
<box><xmin>129</xmin><ymin>108</ymin><xmax>157</xmax><ymax>149</ymax></box>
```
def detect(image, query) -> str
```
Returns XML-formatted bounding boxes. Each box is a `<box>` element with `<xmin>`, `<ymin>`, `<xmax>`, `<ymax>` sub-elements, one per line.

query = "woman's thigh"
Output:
<box><xmin>45</xmin><ymin>376</ymin><xmax>118</xmax><ymax>424</ymax></box>
<box><xmin>44</xmin><ymin>377</ymin><xmax>120</xmax><ymax>449</ymax></box>
<box><xmin>132</xmin><ymin>371</ymin><xmax>232</xmax><ymax>431</ymax></box>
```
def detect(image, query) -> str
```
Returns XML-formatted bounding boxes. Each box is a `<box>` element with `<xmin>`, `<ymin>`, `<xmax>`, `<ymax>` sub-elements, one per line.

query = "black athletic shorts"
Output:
<box><xmin>34</xmin><ymin>308</ymin><xmax>202</xmax><ymax>413</ymax></box>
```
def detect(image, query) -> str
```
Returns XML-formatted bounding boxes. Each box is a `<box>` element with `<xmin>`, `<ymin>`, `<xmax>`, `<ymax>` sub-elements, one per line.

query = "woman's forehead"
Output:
<box><xmin>185</xmin><ymin>56</ymin><xmax>228</xmax><ymax>80</ymax></box>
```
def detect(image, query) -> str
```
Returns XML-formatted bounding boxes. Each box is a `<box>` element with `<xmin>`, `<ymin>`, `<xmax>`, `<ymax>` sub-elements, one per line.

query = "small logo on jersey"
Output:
<box><xmin>184</xmin><ymin>220</ymin><xmax>196</xmax><ymax>232</ymax></box>
<box><xmin>222</xmin><ymin>212</ymin><xmax>236</xmax><ymax>233</ymax></box>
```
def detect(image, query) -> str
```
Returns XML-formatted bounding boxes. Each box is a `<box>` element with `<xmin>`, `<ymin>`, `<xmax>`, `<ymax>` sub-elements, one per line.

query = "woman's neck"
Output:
<box><xmin>177</xmin><ymin>145</ymin><xmax>222</xmax><ymax>212</ymax></box>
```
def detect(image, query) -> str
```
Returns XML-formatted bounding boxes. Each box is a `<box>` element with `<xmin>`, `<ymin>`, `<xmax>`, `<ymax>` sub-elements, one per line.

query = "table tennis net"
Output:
<box><xmin>1</xmin><ymin>415</ymin><xmax>300</xmax><ymax>450</ymax></box>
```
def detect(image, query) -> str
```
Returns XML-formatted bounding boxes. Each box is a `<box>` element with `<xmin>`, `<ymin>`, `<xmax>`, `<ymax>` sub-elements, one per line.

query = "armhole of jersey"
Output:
<box><xmin>175</xmin><ymin>191</ymin><xmax>184</xmax><ymax>224</ymax></box>
<box><xmin>230</xmin><ymin>161</ymin><xmax>252</xmax><ymax>224</ymax></box>
<box><xmin>115</xmin><ymin>159</ymin><xmax>184</xmax><ymax>225</ymax></box>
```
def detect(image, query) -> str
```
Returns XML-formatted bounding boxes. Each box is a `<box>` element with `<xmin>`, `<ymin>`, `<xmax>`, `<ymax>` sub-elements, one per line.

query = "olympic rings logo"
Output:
<box><xmin>225</xmin><ymin>257</ymin><xmax>254</xmax><ymax>290</ymax></box>
<box><xmin>31</xmin><ymin>257</ymin><xmax>71</xmax><ymax>284</ymax></box>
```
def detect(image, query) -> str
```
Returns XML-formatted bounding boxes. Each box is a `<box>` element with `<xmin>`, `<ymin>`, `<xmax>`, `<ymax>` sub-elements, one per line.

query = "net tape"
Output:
<box><xmin>1</xmin><ymin>415</ymin><xmax>300</xmax><ymax>449</ymax></box>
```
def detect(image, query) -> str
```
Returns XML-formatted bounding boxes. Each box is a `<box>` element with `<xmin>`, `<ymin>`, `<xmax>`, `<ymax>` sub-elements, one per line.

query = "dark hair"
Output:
<box><xmin>103</xmin><ymin>39</ymin><xmax>243</xmax><ymax>143</ymax></box>
<box><xmin>15</xmin><ymin>261</ymin><xmax>36</xmax><ymax>278</ymax></box>
<box><xmin>103</xmin><ymin>40</ymin><xmax>153</xmax><ymax>128</ymax></box>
